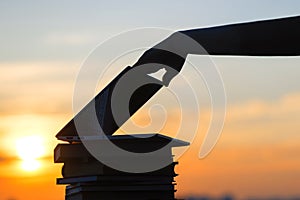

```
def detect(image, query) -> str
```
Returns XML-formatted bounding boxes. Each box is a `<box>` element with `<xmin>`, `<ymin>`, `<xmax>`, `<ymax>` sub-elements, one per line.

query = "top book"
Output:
<box><xmin>54</xmin><ymin>133</ymin><xmax>189</xmax><ymax>163</ymax></box>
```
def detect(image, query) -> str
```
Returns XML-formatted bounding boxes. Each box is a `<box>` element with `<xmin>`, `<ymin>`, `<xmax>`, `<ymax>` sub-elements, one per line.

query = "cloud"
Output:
<box><xmin>0</xmin><ymin>61</ymin><xmax>78</xmax><ymax>114</ymax></box>
<box><xmin>0</xmin><ymin>113</ymin><xmax>70</xmax><ymax>159</ymax></box>
<box><xmin>44</xmin><ymin>32</ymin><xmax>97</xmax><ymax>46</ymax></box>
<box><xmin>0</xmin><ymin>156</ymin><xmax>16</xmax><ymax>163</ymax></box>
<box><xmin>227</xmin><ymin>92</ymin><xmax>300</xmax><ymax>121</ymax></box>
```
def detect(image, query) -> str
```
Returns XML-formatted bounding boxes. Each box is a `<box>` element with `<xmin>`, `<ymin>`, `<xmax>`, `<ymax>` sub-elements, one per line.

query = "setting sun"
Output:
<box><xmin>16</xmin><ymin>135</ymin><xmax>46</xmax><ymax>171</ymax></box>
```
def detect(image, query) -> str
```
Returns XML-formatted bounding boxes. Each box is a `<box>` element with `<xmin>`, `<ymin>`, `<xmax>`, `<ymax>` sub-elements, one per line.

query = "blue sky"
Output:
<box><xmin>1</xmin><ymin>0</ymin><xmax>300</xmax><ymax>61</ymax></box>
<box><xmin>0</xmin><ymin>0</ymin><xmax>300</xmax><ymax>112</ymax></box>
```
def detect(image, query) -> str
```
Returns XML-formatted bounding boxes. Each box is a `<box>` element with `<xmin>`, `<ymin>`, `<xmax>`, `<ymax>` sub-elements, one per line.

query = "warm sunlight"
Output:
<box><xmin>16</xmin><ymin>135</ymin><xmax>45</xmax><ymax>171</ymax></box>
<box><xmin>21</xmin><ymin>159</ymin><xmax>41</xmax><ymax>171</ymax></box>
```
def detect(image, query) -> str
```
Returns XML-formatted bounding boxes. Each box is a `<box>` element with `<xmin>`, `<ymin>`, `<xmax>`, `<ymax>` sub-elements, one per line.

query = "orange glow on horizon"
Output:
<box><xmin>0</xmin><ymin>92</ymin><xmax>299</xmax><ymax>199</ymax></box>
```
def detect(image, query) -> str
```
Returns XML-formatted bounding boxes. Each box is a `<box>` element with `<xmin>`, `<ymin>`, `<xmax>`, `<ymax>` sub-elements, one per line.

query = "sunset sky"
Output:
<box><xmin>1</xmin><ymin>1</ymin><xmax>300</xmax><ymax>200</ymax></box>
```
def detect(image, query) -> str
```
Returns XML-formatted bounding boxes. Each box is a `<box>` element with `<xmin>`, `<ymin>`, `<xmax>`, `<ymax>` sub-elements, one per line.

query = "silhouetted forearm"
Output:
<box><xmin>133</xmin><ymin>16</ymin><xmax>300</xmax><ymax>73</ymax></box>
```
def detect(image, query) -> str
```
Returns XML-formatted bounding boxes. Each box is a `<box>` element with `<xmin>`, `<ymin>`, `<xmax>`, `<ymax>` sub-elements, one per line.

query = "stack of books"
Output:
<box><xmin>54</xmin><ymin>134</ymin><xmax>189</xmax><ymax>200</ymax></box>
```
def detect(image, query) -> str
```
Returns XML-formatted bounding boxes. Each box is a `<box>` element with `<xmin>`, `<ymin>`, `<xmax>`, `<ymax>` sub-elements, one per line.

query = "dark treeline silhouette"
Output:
<box><xmin>184</xmin><ymin>195</ymin><xmax>234</xmax><ymax>200</ymax></box>
<box><xmin>184</xmin><ymin>195</ymin><xmax>300</xmax><ymax>200</ymax></box>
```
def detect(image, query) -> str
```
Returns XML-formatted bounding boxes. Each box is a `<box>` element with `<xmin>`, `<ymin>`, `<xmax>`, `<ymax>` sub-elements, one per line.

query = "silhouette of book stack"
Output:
<box><xmin>54</xmin><ymin>134</ymin><xmax>189</xmax><ymax>200</ymax></box>
<box><xmin>54</xmin><ymin>65</ymin><xmax>189</xmax><ymax>199</ymax></box>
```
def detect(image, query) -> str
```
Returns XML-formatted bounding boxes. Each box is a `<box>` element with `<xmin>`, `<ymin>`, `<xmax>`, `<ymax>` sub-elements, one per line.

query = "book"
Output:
<box><xmin>57</xmin><ymin>175</ymin><xmax>176</xmax><ymax>185</ymax></box>
<box><xmin>61</xmin><ymin>161</ymin><xmax>178</xmax><ymax>178</ymax></box>
<box><xmin>54</xmin><ymin>134</ymin><xmax>188</xmax><ymax>163</ymax></box>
